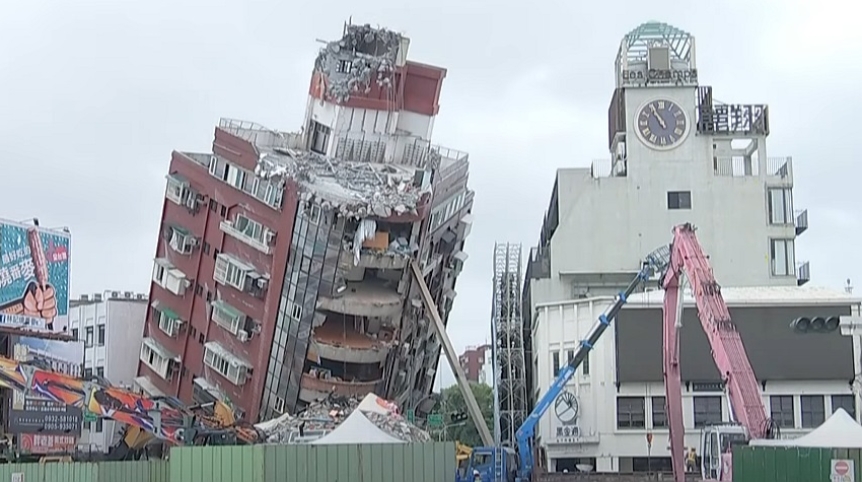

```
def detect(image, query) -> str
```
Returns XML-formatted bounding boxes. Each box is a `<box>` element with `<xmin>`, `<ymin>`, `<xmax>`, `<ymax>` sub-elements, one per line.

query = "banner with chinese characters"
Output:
<box><xmin>18</xmin><ymin>433</ymin><xmax>77</xmax><ymax>455</ymax></box>
<box><xmin>0</xmin><ymin>219</ymin><xmax>71</xmax><ymax>335</ymax></box>
<box><xmin>9</xmin><ymin>336</ymin><xmax>84</xmax><ymax>435</ymax></box>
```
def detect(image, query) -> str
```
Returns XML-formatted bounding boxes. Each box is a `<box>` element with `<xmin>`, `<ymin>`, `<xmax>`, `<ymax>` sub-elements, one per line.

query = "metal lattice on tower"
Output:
<box><xmin>491</xmin><ymin>243</ymin><xmax>527</xmax><ymax>446</ymax></box>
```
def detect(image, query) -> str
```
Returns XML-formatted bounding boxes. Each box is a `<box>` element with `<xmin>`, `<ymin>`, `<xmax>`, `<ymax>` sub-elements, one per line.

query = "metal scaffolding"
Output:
<box><xmin>491</xmin><ymin>242</ymin><xmax>527</xmax><ymax>445</ymax></box>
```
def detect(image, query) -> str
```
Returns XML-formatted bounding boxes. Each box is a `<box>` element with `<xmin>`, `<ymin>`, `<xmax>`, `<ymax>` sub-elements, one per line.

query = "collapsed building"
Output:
<box><xmin>136</xmin><ymin>23</ymin><xmax>474</xmax><ymax>422</ymax></box>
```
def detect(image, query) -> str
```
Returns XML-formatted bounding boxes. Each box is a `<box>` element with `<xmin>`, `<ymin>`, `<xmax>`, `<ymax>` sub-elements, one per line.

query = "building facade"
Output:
<box><xmin>459</xmin><ymin>344</ymin><xmax>491</xmax><ymax>384</ymax></box>
<box><xmin>532</xmin><ymin>289</ymin><xmax>861</xmax><ymax>473</ymax></box>
<box><xmin>69</xmin><ymin>291</ymin><xmax>148</xmax><ymax>453</ymax></box>
<box><xmin>137</xmin><ymin>23</ymin><xmax>474</xmax><ymax>423</ymax></box>
<box><xmin>523</xmin><ymin>21</ymin><xmax>837</xmax><ymax>474</ymax></box>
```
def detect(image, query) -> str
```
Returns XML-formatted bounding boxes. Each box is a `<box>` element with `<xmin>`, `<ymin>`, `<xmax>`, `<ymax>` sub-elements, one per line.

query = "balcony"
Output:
<box><xmin>219</xmin><ymin>217</ymin><xmax>274</xmax><ymax>255</ymax></box>
<box><xmin>797</xmin><ymin>261</ymin><xmax>811</xmax><ymax>286</ymax></box>
<box><xmin>310</xmin><ymin>318</ymin><xmax>393</xmax><ymax>365</ymax></box>
<box><xmin>213</xmin><ymin>253</ymin><xmax>269</xmax><ymax>296</ymax></box>
<box><xmin>164</xmin><ymin>173</ymin><xmax>201</xmax><ymax>212</ymax></box>
<box><xmin>766</xmin><ymin>156</ymin><xmax>793</xmax><ymax>181</ymax></box>
<box><xmin>795</xmin><ymin>209</ymin><xmax>809</xmax><ymax>235</ymax></box>
<box><xmin>317</xmin><ymin>280</ymin><xmax>403</xmax><ymax>318</ymax></box>
<box><xmin>333</xmin><ymin>131</ymin><xmax>468</xmax><ymax>170</ymax></box>
<box><xmin>298</xmin><ymin>372</ymin><xmax>382</xmax><ymax>403</ymax></box>
<box><xmin>203</xmin><ymin>341</ymin><xmax>252</xmax><ymax>386</ymax></box>
<box><xmin>152</xmin><ymin>300</ymin><xmax>184</xmax><ymax>338</ymax></box>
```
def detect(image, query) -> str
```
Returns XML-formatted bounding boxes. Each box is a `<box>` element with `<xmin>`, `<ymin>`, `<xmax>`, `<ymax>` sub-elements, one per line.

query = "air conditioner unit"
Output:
<box><xmin>111</xmin><ymin>291</ymin><xmax>119</xmax><ymax>298</ymax></box>
<box><xmin>255</xmin><ymin>278</ymin><xmax>269</xmax><ymax>290</ymax></box>
<box><xmin>237</xmin><ymin>330</ymin><xmax>249</xmax><ymax>342</ymax></box>
<box><xmin>265</xmin><ymin>231</ymin><xmax>276</xmax><ymax>245</ymax></box>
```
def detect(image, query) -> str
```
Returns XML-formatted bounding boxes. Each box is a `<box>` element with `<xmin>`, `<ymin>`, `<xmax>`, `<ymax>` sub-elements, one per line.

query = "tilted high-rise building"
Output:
<box><xmin>136</xmin><ymin>23</ymin><xmax>474</xmax><ymax>422</ymax></box>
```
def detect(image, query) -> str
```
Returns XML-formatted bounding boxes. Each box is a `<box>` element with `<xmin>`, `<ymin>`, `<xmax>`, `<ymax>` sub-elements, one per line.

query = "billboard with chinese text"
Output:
<box><xmin>0</xmin><ymin>219</ymin><xmax>70</xmax><ymax>335</ymax></box>
<box><xmin>18</xmin><ymin>433</ymin><xmax>77</xmax><ymax>455</ymax></box>
<box><xmin>9</xmin><ymin>336</ymin><xmax>84</xmax><ymax>435</ymax></box>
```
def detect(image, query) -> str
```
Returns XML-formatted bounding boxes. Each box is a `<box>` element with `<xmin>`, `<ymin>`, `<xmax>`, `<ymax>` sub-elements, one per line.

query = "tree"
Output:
<box><xmin>436</xmin><ymin>383</ymin><xmax>495</xmax><ymax>447</ymax></box>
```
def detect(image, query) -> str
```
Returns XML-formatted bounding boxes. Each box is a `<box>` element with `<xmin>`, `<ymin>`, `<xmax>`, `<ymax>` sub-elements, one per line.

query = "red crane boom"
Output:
<box><xmin>661</xmin><ymin>224</ymin><xmax>771</xmax><ymax>482</ymax></box>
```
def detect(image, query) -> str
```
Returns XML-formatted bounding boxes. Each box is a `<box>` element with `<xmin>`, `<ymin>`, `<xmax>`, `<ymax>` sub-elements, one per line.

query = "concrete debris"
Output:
<box><xmin>315</xmin><ymin>24</ymin><xmax>403</xmax><ymax>103</ymax></box>
<box><xmin>254</xmin><ymin>150</ymin><xmax>429</xmax><ymax>218</ymax></box>
<box><xmin>259</xmin><ymin>394</ymin><xmax>430</xmax><ymax>444</ymax></box>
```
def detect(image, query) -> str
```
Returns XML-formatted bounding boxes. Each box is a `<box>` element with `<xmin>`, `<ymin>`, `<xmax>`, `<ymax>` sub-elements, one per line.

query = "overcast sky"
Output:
<box><xmin>1</xmin><ymin>0</ymin><xmax>859</xmax><ymax>388</ymax></box>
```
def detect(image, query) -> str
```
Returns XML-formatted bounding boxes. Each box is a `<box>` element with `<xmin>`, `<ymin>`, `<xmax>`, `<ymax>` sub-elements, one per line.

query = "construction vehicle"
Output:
<box><xmin>661</xmin><ymin>224</ymin><xmax>778</xmax><ymax>481</ymax></box>
<box><xmin>0</xmin><ymin>355</ymin><xmax>264</xmax><ymax>458</ymax></box>
<box><xmin>411</xmin><ymin>248</ymin><xmax>669</xmax><ymax>482</ymax></box>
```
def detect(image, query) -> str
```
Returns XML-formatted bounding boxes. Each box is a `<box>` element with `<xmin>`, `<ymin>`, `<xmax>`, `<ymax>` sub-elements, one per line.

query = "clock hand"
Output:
<box><xmin>649</xmin><ymin>105</ymin><xmax>668</xmax><ymax>129</ymax></box>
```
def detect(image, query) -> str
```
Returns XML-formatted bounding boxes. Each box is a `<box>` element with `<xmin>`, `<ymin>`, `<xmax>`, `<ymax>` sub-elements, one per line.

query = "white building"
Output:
<box><xmin>69</xmin><ymin>290</ymin><xmax>148</xmax><ymax>454</ymax></box>
<box><xmin>522</xmin><ymin>21</ymin><xmax>847</xmax><ymax>475</ymax></box>
<box><xmin>532</xmin><ymin>288</ymin><xmax>862</xmax><ymax>473</ymax></box>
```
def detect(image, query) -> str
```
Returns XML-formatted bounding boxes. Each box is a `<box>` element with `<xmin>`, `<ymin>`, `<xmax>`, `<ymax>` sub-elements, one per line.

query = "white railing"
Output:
<box><xmin>218</xmin><ymin>118</ymin><xmax>302</xmax><ymax>151</ymax></box>
<box><xmin>766</xmin><ymin>156</ymin><xmax>793</xmax><ymax>179</ymax></box>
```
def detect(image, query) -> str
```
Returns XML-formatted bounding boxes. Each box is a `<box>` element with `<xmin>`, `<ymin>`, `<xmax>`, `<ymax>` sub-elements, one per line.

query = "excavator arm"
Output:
<box><xmin>661</xmin><ymin>224</ymin><xmax>771</xmax><ymax>482</ymax></box>
<box><xmin>0</xmin><ymin>355</ymin><xmax>263</xmax><ymax>448</ymax></box>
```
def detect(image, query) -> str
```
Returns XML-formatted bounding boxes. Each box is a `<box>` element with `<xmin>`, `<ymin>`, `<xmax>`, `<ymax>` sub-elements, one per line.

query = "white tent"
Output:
<box><xmin>311</xmin><ymin>409</ymin><xmax>404</xmax><ymax>445</ymax></box>
<box><xmin>750</xmin><ymin>409</ymin><xmax>862</xmax><ymax>448</ymax></box>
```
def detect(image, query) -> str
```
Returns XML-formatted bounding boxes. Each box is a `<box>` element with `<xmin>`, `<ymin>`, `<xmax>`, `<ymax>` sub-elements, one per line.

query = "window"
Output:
<box><xmin>801</xmin><ymin>395</ymin><xmax>825</xmax><ymax>428</ymax></box>
<box><xmin>290</xmin><ymin>302</ymin><xmax>302</xmax><ymax>321</ymax></box>
<box><xmin>211</xmin><ymin>300</ymin><xmax>245</xmax><ymax>335</ymax></box>
<box><xmin>221</xmin><ymin>163</ymin><xmax>246</xmax><ymax>190</ymax></box>
<box><xmin>769</xmin><ymin>395</ymin><xmax>795</xmax><ymax>428</ymax></box>
<box><xmin>309</xmin><ymin>121</ymin><xmax>331</xmax><ymax>155</ymax></box>
<box><xmin>157</xmin><ymin>309</ymin><xmax>182</xmax><ymax>337</ymax></box>
<box><xmin>768</xmin><ymin>188</ymin><xmax>794</xmax><ymax>224</ymax></box>
<box><xmin>152</xmin><ymin>258</ymin><xmax>189</xmax><ymax>296</ymax></box>
<box><xmin>306</xmin><ymin>204</ymin><xmax>321</xmax><ymax>224</ymax></box>
<box><xmin>617</xmin><ymin>397</ymin><xmax>646</xmax><ymax>429</ymax></box>
<box><xmin>832</xmin><ymin>395</ymin><xmax>856</xmax><ymax>419</ymax></box>
<box><xmin>233</xmin><ymin>213</ymin><xmax>266</xmax><ymax>243</ymax></box>
<box><xmin>208</xmin><ymin>156</ymin><xmax>218</xmax><ymax>176</ymax></box>
<box><xmin>274</xmin><ymin>396</ymin><xmax>286</xmax><ymax>413</ymax></box>
<box><xmin>96</xmin><ymin>367</ymin><xmax>104</xmax><ymax>378</ymax></box>
<box><xmin>203</xmin><ymin>342</ymin><xmax>250</xmax><ymax>386</ymax></box>
<box><xmin>84</xmin><ymin>368</ymin><xmax>93</xmax><ymax>378</ymax></box>
<box><xmin>770</xmin><ymin>239</ymin><xmax>796</xmax><ymax>276</ymax></box>
<box><xmin>97</xmin><ymin>325</ymin><xmax>105</xmax><ymax>345</ymax></box>
<box><xmin>552</xmin><ymin>352</ymin><xmax>560</xmax><ymax>377</ymax></box>
<box><xmin>72</xmin><ymin>328</ymin><xmax>79</xmax><ymax>340</ymax></box>
<box><xmin>693</xmin><ymin>396</ymin><xmax>722</xmax><ymax>427</ymax></box>
<box><xmin>167</xmin><ymin>226</ymin><xmax>197</xmax><ymax>255</ymax></box>
<box><xmin>652</xmin><ymin>396</ymin><xmax>667</xmax><ymax>428</ymax></box>
<box><xmin>139</xmin><ymin>339</ymin><xmax>176</xmax><ymax>381</ymax></box>
<box><xmin>213</xmin><ymin>253</ymin><xmax>253</xmax><ymax>291</ymax></box>
<box><xmin>85</xmin><ymin>327</ymin><xmax>94</xmax><ymax>347</ymax></box>
<box><xmin>582</xmin><ymin>352</ymin><xmax>590</xmax><ymax>376</ymax></box>
<box><xmin>95</xmin><ymin>418</ymin><xmax>103</xmax><ymax>433</ymax></box>
<box><xmin>165</xmin><ymin>175</ymin><xmax>189</xmax><ymax>205</ymax></box>
<box><xmin>667</xmin><ymin>191</ymin><xmax>692</xmax><ymax>210</ymax></box>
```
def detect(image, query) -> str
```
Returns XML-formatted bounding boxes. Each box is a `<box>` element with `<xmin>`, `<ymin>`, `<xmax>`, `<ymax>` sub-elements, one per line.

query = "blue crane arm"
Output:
<box><xmin>513</xmin><ymin>250</ymin><xmax>668</xmax><ymax>481</ymax></box>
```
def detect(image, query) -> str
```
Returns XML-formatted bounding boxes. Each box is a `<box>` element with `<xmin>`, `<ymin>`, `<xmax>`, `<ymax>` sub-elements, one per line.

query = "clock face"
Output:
<box><xmin>554</xmin><ymin>391</ymin><xmax>579</xmax><ymax>425</ymax></box>
<box><xmin>635</xmin><ymin>99</ymin><xmax>689</xmax><ymax>150</ymax></box>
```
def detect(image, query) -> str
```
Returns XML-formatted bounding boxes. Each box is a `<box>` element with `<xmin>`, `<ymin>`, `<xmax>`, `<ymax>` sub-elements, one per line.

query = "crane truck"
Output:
<box><xmin>661</xmin><ymin>223</ymin><xmax>778</xmax><ymax>482</ymax></box>
<box><xmin>410</xmin><ymin>245</ymin><xmax>670</xmax><ymax>482</ymax></box>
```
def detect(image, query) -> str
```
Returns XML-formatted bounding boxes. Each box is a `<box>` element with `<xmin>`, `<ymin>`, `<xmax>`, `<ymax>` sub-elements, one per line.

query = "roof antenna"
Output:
<box><xmin>845</xmin><ymin>279</ymin><xmax>854</xmax><ymax>295</ymax></box>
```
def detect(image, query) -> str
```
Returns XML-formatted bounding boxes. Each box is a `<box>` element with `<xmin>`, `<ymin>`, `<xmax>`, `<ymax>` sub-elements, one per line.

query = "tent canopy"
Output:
<box><xmin>311</xmin><ymin>409</ymin><xmax>404</xmax><ymax>445</ymax></box>
<box><xmin>750</xmin><ymin>408</ymin><xmax>862</xmax><ymax>448</ymax></box>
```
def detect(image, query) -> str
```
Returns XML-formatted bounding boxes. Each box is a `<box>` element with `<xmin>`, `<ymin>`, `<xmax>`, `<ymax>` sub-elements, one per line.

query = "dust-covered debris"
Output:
<box><xmin>254</xmin><ymin>149</ymin><xmax>429</xmax><ymax>218</ymax></box>
<box><xmin>315</xmin><ymin>24</ymin><xmax>403</xmax><ymax>103</ymax></box>
<box><xmin>258</xmin><ymin>393</ymin><xmax>430</xmax><ymax>444</ymax></box>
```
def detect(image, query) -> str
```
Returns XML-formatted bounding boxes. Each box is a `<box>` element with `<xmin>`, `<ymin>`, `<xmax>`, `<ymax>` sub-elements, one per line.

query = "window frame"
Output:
<box><xmin>801</xmin><ymin>395</ymin><xmax>825</xmax><ymax>428</ymax></box>
<box><xmin>832</xmin><ymin>394</ymin><xmax>856</xmax><ymax>420</ymax></box>
<box><xmin>769</xmin><ymin>395</ymin><xmax>795</xmax><ymax>428</ymax></box>
<box><xmin>616</xmin><ymin>396</ymin><xmax>646</xmax><ymax>429</ymax></box>
<box><xmin>667</xmin><ymin>191</ymin><xmax>692</xmax><ymax>210</ymax></box>
<box><xmin>769</xmin><ymin>238</ymin><xmax>796</xmax><ymax>276</ymax></box>
<box><xmin>552</xmin><ymin>351</ymin><xmax>561</xmax><ymax>377</ymax></box>
<box><xmin>767</xmin><ymin>188</ymin><xmax>794</xmax><ymax>225</ymax></box>
<box><xmin>693</xmin><ymin>396</ymin><xmax>723</xmax><ymax>427</ymax></box>
<box><xmin>651</xmin><ymin>396</ymin><xmax>667</xmax><ymax>428</ymax></box>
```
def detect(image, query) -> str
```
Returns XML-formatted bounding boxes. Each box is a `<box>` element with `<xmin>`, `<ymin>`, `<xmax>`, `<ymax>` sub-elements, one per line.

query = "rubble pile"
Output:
<box><xmin>258</xmin><ymin>394</ymin><xmax>430</xmax><ymax>444</ymax></box>
<box><xmin>255</xmin><ymin>150</ymin><xmax>430</xmax><ymax>218</ymax></box>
